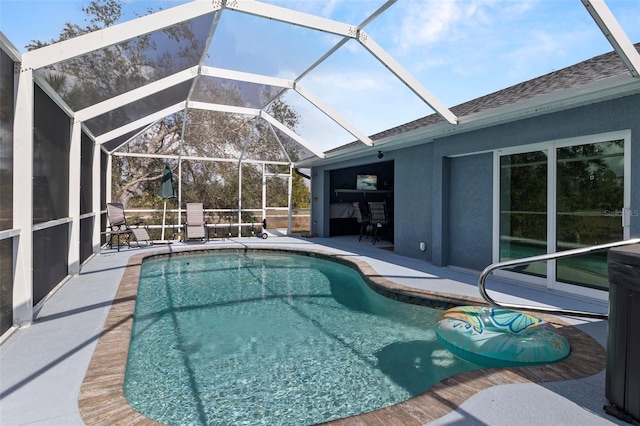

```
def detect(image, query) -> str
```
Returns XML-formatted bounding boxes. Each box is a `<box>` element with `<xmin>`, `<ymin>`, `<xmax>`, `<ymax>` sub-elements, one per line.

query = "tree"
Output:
<box><xmin>28</xmin><ymin>0</ymin><xmax>196</xmax><ymax>207</ymax></box>
<box><xmin>30</xmin><ymin>0</ymin><xmax>311</xmax><ymax>221</ymax></box>
<box><xmin>291</xmin><ymin>172</ymin><xmax>310</xmax><ymax>209</ymax></box>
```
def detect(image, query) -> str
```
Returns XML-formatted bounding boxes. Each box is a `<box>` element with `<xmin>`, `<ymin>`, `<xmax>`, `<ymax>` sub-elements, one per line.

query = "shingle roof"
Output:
<box><xmin>327</xmin><ymin>43</ymin><xmax>639</xmax><ymax>154</ymax></box>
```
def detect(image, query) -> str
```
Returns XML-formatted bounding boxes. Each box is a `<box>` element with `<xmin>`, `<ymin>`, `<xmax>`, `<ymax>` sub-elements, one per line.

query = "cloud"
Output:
<box><xmin>321</xmin><ymin>0</ymin><xmax>340</xmax><ymax>18</ymax></box>
<box><xmin>391</xmin><ymin>0</ymin><xmax>542</xmax><ymax>53</ymax></box>
<box><xmin>395</xmin><ymin>0</ymin><xmax>464</xmax><ymax>50</ymax></box>
<box><xmin>383</xmin><ymin>1</ymin><xmax>593</xmax><ymax>86</ymax></box>
<box><xmin>305</xmin><ymin>69</ymin><xmax>388</xmax><ymax>94</ymax></box>
<box><xmin>505</xmin><ymin>30</ymin><xmax>565</xmax><ymax>76</ymax></box>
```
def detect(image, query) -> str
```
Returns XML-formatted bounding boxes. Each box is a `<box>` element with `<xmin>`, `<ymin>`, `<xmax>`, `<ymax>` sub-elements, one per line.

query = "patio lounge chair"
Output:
<box><xmin>183</xmin><ymin>202</ymin><xmax>209</xmax><ymax>242</ymax></box>
<box><xmin>368</xmin><ymin>201</ymin><xmax>388</xmax><ymax>245</ymax></box>
<box><xmin>106</xmin><ymin>202</ymin><xmax>152</xmax><ymax>251</ymax></box>
<box><xmin>352</xmin><ymin>202</ymin><xmax>371</xmax><ymax>241</ymax></box>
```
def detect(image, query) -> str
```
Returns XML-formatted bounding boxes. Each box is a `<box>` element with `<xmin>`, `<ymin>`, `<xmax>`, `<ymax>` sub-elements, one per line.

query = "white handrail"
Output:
<box><xmin>478</xmin><ymin>238</ymin><xmax>640</xmax><ymax>319</ymax></box>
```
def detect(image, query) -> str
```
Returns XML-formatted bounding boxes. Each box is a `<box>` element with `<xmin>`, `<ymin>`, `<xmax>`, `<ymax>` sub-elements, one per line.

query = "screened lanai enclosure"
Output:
<box><xmin>0</xmin><ymin>0</ymin><xmax>464</xmax><ymax>337</ymax></box>
<box><xmin>2</xmin><ymin>0</ymin><xmax>640</xmax><ymax>340</ymax></box>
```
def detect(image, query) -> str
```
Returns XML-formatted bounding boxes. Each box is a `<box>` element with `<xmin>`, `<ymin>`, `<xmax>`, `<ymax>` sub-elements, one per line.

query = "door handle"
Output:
<box><xmin>622</xmin><ymin>207</ymin><xmax>630</xmax><ymax>228</ymax></box>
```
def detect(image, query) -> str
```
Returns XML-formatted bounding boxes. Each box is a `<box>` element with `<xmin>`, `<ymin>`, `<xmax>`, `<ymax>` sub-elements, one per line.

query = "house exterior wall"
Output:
<box><xmin>392</xmin><ymin>143</ymin><xmax>433</xmax><ymax>260</ymax></box>
<box><xmin>447</xmin><ymin>153</ymin><xmax>493</xmax><ymax>271</ymax></box>
<box><xmin>311</xmin><ymin>93</ymin><xmax>640</xmax><ymax>272</ymax></box>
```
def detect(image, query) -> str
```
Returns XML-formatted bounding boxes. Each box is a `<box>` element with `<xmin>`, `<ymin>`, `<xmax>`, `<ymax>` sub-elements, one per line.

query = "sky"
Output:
<box><xmin>1</xmin><ymin>0</ymin><xmax>639</xmax><ymax>152</ymax></box>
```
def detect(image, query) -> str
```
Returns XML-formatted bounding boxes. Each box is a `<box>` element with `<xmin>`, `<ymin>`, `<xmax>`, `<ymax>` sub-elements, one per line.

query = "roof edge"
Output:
<box><xmin>298</xmin><ymin>73</ymin><xmax>640</xmax><ymax>168</ymax></box>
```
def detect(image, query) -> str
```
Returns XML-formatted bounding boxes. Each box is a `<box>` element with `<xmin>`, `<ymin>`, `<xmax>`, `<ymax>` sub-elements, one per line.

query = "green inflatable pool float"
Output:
<box><xmin>435</xmin><ymin>306</ymin><xmax>570</xmax><ymax>367</ymax></box>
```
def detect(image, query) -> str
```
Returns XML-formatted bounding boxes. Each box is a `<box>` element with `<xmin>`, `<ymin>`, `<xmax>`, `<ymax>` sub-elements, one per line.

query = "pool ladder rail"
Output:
<box><xmin>478</xmin><ymin>238</ymin><xmax>640</xmax><ymax>319</ymax></box>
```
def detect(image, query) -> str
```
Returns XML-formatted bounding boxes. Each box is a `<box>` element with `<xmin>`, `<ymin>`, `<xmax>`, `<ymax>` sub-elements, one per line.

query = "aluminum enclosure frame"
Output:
<box><xmin>3</xmin><ymin>0</ymin><xmax>640</xmax><ymax>332</ymax></box>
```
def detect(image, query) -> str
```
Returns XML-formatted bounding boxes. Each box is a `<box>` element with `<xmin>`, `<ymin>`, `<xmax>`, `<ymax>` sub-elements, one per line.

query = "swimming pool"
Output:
<box><xmin>124</xmin><ymin>251</ymin><xmax>482</xmax><ymax>425</ymax></box>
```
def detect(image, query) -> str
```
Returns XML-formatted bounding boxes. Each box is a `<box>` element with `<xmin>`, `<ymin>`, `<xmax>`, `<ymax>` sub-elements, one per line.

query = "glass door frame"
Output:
<box><xmin>492</xmin><ymin>129</ymin><xmax>631</xmax><ymax>300</ymax></box>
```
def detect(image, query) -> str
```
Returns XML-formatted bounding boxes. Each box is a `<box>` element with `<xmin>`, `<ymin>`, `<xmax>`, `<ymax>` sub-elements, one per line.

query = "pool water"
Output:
<box><xmin>125</xmin><ymin>252</ymin><xmax>481</xmax><ymax>425</ymax></box>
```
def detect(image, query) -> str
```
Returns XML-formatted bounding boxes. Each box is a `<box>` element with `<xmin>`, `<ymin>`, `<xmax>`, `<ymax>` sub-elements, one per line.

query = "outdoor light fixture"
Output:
<box><xmin>377</xmin><ymin>150</ymin><xmax>384</xmax><ymax>159</ymax></box>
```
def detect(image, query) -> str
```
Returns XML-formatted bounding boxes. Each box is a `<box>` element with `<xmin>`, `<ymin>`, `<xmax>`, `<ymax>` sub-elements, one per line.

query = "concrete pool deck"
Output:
<box><xmin>0</xmin><ymin>236</ymin><xmax>624</xmax><ymax>425</ymax></box>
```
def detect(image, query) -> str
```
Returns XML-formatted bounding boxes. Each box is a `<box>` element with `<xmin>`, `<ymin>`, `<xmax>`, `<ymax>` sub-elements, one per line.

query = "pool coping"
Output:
<box><xmin>78</xmin><ymin>246</ymin><xmax>607</xmax><ymax>425</ymax></box>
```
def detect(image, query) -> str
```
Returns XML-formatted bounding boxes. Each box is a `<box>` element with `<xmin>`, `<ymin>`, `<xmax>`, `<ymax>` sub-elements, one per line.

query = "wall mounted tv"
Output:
<box><xmin>356</xmin><ymin>174</ymin><xmax>377</xmax><ymax>190</ymax></box>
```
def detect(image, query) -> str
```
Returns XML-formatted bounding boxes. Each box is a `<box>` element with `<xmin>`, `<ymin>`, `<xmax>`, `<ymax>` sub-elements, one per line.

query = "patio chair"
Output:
<box><xmin>183</xmin><ymin>202</ymin><xmax>209</xmax><ymax>242</ymax></box>
<box><xmin>352</xmin><ymin>202</ymin><xmax>371</xmax><ymax>241</ymax></box>
<box><xmin>106</xmin><ymin>202</ymin><xmax>152</xmax><ymax>251</ymax></box>
<box><xmin>368</xmin><ymin>201</ymin><xmax>388</xmax><ymax>245</ymax></box>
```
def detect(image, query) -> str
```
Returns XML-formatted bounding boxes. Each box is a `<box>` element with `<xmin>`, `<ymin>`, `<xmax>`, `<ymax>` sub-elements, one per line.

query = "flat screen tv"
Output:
<box><xmin>356</xmin><ymin>174</ymin><xmax>377</xmax><ymax>190</ymax></box>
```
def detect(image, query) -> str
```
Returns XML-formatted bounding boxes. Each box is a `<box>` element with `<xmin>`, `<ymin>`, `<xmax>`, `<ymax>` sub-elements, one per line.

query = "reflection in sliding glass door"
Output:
<box><xmin>556</xmin><ymin>140</ymin><xmax>624</xmax><ymax>290</ymax></box>
<box><xmin>499</xmin><ymin>150</ymin><xmax>548</xmax><ymax>278</ymax></box>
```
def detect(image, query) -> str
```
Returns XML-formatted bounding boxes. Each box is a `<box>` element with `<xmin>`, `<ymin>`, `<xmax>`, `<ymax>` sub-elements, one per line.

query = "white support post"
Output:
<box><xmin>177</xmin><ymin>145</ymin><xmax>183</xmax><ymax>237</ymax></box>
<box><xmin>13</xmin><ymin>68</ymin><xmax>34</xmax><ymax>327</ymax></box>
<box><xmin>106</xmin><ymin>154</ymin><xmax>112</xmax><ymax>205</ymax></box>
<box><xmin>287</xmin><ymin>165</ymin><xmax>293</xmax><ymax>236</ymax></box>
<box><xmin>92</xmin><ymin>142</ymin><xmax>102</xmax><ymax>253</ymax></box>
<box><xmin>238</xmin><ymin>164</ymin><xmax>242</xmax><ymax>237</ymax></box>
<box><xmin>68</xmin><ymin>119</ymin><xmax>81</xmax><ymax>275</ymax></box>
<box><xmin>262</xmin><ymin>163</ymin><xmax>267</xmax><ymax>225</ymax></box>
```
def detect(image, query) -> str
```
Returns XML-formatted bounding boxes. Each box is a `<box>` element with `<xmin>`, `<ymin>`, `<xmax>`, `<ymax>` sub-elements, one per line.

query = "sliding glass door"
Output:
<box><xmin>497</xmin><ymin>132</ymin><xmax>628</xmax><ymax>292</ymax></box>
<box><xmin>556</xmin><ymin>140</ymin><xmax>625</xmax><ymax>290</ymax></box>
<box><xmin>499</xmin><ymin>150</ymin><xmax>548</xmax><ymax>278</ymax></box>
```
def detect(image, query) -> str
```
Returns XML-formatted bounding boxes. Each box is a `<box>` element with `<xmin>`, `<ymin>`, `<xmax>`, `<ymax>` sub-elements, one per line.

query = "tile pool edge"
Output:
<box><xmin>78</xmin><ymin>246</ymin><xmax>606</xmax><ymax>425</ymax></box>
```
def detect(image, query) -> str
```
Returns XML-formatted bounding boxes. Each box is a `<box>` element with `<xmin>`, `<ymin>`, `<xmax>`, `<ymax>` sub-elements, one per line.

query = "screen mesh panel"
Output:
<box><xmin>33</xmin><ymin>224</ymin><xmax>69</xmax><ymax>305</ymax></box>
<box><xmin>80</xmin><ymin>132</ymin><xmax>94</xmax><ymax>215</ymax></box>
<box><xmin>0</xmin><ymin>238</ymin><xmax>13</xmax><ymax>335</ymax></box>
<box><xmin>80</xmin><ymin>216</ymin><xmax>94</xmax><ymax>263</ymax></box>
<box><xmin>84</xmin><ymin>80</ymin><xmax>193</xmax><ymax>136</ymax></box>
<box><xmin>191</xmin><ymin>75</ymin><xmax>282</xmax><ymax>110</ymax></box>
<box><xmin>0</xmin><ymin>49</ymin><xmax>14</xmax><ymax>231</ymax></box>
<box><xmin>35</xmin><ymin>13</ymin><xmax>216</xmax><ymax>111</ymax></box>
<box><xmin>33</xmin><ymin>85</ymin><xmax>70</xmax><ymax>224</ymax></box>
<box><xmin>204</xmin><ymin>9</ymin><xmax>343</xmax><ymax>77</ymax></box>
<box><xmin>100</xmin><ymin>151</ymin><xmax>108</xmax><ymax>245</ymax></box>
<box><xmin>102</xmin><ymin>128</ymin><xmax>146</xmax><ymax>153</ymax></box>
